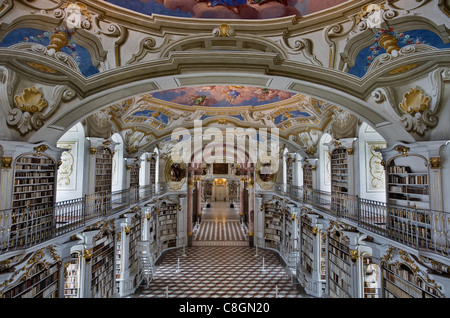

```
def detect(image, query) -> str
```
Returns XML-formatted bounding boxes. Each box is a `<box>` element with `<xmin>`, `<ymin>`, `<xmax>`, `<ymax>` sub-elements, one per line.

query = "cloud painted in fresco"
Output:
<box><xmin>105</xmin><ymin>0</ymin><xmax>349</xmax><ymax>19</ymax></box>
<box><xmin>151</xmin><ymin>86</ymin><xmax>295</xmax><ymax>107</ymax></box>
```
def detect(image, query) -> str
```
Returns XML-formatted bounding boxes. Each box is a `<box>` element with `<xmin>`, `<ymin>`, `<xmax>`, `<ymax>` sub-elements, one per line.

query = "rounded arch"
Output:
<box><xmin>4</xmin><ymin>50</ymin><xmax>416</xmax><ymax>146</ymax></box>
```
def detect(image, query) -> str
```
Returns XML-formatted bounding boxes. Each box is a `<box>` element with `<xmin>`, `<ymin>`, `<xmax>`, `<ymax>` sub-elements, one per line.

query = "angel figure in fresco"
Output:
<box><xmin>195</xmin><ymin>0</ymin><xmax>248</xmax><ymax>14</ymax></box>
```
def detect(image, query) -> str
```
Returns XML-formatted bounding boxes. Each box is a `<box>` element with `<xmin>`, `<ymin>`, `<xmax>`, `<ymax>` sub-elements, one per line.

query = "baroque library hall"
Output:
<box><xmin>0</xmin><ymin>0</ymin><xmax>450</xmax><ymax>302</ymax></box>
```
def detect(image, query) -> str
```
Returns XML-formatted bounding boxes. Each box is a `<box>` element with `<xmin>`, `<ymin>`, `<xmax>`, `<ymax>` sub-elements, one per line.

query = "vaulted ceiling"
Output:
<box><xmin>0</xmin><ymin>0</ymin><xmax>448</xmax><ymax>160</ymax></box>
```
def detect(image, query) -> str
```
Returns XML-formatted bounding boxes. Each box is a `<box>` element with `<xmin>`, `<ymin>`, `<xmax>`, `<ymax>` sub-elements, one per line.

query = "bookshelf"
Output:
<box><xmin>129</xmin><ymin>163</ymin><xmax>140</xmax><ymax>188</ymax></box>
<box><xmin>330</xmin><ymin>148</ymin><xmax>348</xmax><ymax>213</ymax></box>
<box><xmin>327</xmin><ymin>231</ymin><xmax>352</xmax><ymax>298</ymax></box>
<box><xmin>11</xmin><ymin>154</ymin><xmax>56</xmax><ymax>248</ymax></box>
<box><xmin>91</xmin><ymin>232</ymin><xmax>115</xmax><ymax>298</ymax></box>
<box><xmin>286</xmin><ymin>157</ymin><xmax>293</xmax><ymax>186</ymax></box>
<box><xmin>129</xmin><ymin>215</ymin><xmax>141</xmax><ymax>270</ymax></box>
<box><xmin>387</xmin><ymin>206</ymin><xmax>433</xmax><ymax>250</ymax></box>
<box><xmin>300</xmin><ymin>215</ymin><xmax>314</xmax><ymax>274</ymax></box>
<box><xmin>115</xmin><ymin>232</ymin><xmax>122</xmax><ymax>285</ymax></box>
<box><xmin>386</xmin><ymin>155</ymin><xmax>429</xmax><ymax>209</ymax></box>
<box><xmin>302</xmin><ymin>162</ymin><xmax>313</xmax><ymax>189</ymax></box>
<box><xmin>264</xmin><ymin>202</ymin><xmax>282</xmax><ymax>250</ymax></box>
<box><xmin>2</xmin><ymin>262</ymin><xmax>59</xmax><ymax>298</ymax></box>
<box><xmin>95</xmin><ymin>147</ymin><xmax>113</xmax><ymax>193</ymax></box>
<box><xmin>382</xmin><ymin>262</ymin><xmax>441</xmax><ymax>298</ymax></box>
<box><xmin>64</xmin><ymin>252</ymin><xmax>81</xmax><ymax>298</ymax></box>
<box><xmin>283</xmin><ymin>208</ymin><xmax>294</xmax><ymax>252</ymax></box>
<box><xmin>149</xmin><ymin>156</ymin><xmax>156</xmax><ymax>186</ymax></box>
<box><xmin>158</xmin><ymin>203</ymin><xmax>177</xmax><ymax>249</ymax></box>
<box><xmin>320</xmin><ymin>232</ymin><xmax>327</xmax><ymax>282</ymax></box>
<box><xmin>362</xmin><ymin>255</ymin><xmax>379</xmax><ymax>298</ymax></box>
<box><xmin>148</xmin><ymin>209</ymin><xmax>158</xmax><ymax>260</ymax></box>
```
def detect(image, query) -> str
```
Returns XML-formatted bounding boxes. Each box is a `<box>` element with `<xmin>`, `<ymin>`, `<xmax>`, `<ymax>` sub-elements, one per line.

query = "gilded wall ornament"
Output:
<box><xmin>398</xmin><ymin>88</ymin><xmax>437</xmax><ymax>135</ymax></box>
<box><xmin>14</xmin><ymin>87</ymin><xmax>47</xmax><ymax>114</ymax></box>
<box><xmin>0</xmin><ymin>157</ymin><xmax>12</xmax><ymax>169</ymax></box>
<box><xmin>7</xmin><ymin>85</ymin><xmax>76</xmax><ymax>135</ymax></box>
<box><xmin>399</xmin><ymin>88</ymin><xmax>431</xmax><ymax>114</ymax></box>
<box><xmin>429</xmin><ymin>157</ymin><xmax>441</xmax><ymax>169</ymax></box>
<box><xmin>213</xmin><ymin>24</ymin><xmax>235</xmax><ymax>37</ymax></box>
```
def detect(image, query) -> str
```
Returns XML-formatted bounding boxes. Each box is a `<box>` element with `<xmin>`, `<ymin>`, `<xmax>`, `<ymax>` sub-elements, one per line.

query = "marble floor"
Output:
<box><xmin>130</xmin><ymin>200</ymin><xmax>310</xmax><ymax>298</ymax></box>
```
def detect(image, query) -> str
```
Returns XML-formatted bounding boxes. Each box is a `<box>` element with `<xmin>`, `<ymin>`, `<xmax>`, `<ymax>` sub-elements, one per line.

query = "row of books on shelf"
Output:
<box><xmin>15</xmin><ymin>172</ymin><xmax>55</xmax><ymax>178</ymax></box>
<box><xmin>159</xmin><ymin>219</ymin><xmax>176</xmax><ymax>226</ymax></box>
<box><xmin>158</xmin><ymin>214</ymin><xmax>176</xmax><ymax>221</ymax></box>
<box><xmin>266</xmin><ymin>223</ymin><xmax>281</xmax><ymax>230</ymax></box>
<box><xmin>388</xmin><ymin>175</ymin><xmax>428</xmax><ymax>185</ymax></box>
<box><xmin>265</xmin><ymin>228</ymin><xmax>281</xmax><ymax>236</ymax></box>
<box><xmin>160</xmin><ymin>234</ymin><xmax>177</xmax><ymax>242</ymax></box>
<box><xmin>14</xmin><ymin>179</ymin><xmax>54</xmax><ymax>186</ymax></box>
<box><xmin>265</xmin><ymin>233</ymin><xmax>281</xmax><ymax>242</ymax></box>
<box><xmin>382</xmin><ymin>269</ymin><xmax>426</xmax><ymax>298</ymax></box>
<box><xmin>388</xmin><ymin>165</ymin><xmax>412</xmax><ymax>173</ymax></box>
<box><xmin>2</xmin><ymin>264</ymin><xmax>59</xmax><ymax>298</ymax></box>
<box><xmin>16</xmin><ymin>157</ymin><xmax>54</xmax><ymax>164</ymax></box>
<box><xmin>14</xmin><ymin>184</ymin><xmax>53</xmax><ymax>192</ymax></box>
<box><xmin>389</xmin><ymin>223</ymin><xmax>431</xmax><ymax>238</ymax></box>
<box><xmin>328</xmin><ymin>252</ymin><xmax>351</xmax><ymax>275</ymax></box>
<box><xmin>328</xmin><ymin>275</ymin><xmax>351</xmax><ymax>298</ymax></box>
<box><xmin>160</xmin><ymin>229</ymin><xmax>176</xmax><ymax>236</ymax></box>
<box><xmin>388</xmin><ymin>209</ymin><xmax>431</xmax><ymax>223</ymax></box>
<box><xmin>95</xmin><ymin>169</ymin><xmax>112</xmax><ymax>175</ymax></box>
<box><xmin>14</xmin><ymin>191</ymin><xmax>54</xmax><ymax>200</ymax></box>
<box><xmin>15</xmin><ymin>164</ymin><xmax>55</xmax><ymax>171</ymax></box>
<box><xmin>12</xmin><ymin>197</ymin><xmax>54</xmax><ymax>207</ymax></box>
<box><xmin>91</xmin><ymin>279</ymin><xmax>114</xmax><ymax>298</ymax></box>
<box><xmin>389</xmin><ymin>185</ymin><xmax>428</xmax><ymax>195</ymax></box>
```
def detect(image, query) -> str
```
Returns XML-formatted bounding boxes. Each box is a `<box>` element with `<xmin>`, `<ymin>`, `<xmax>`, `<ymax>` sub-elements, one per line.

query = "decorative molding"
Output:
<box><xmin>398</xmin><ymin>88</ymin><xmax>437</xmax><ymax>135</ymax></box>
<box><xmin>399</xmin><ymin>88</ymin><xmax>431</xmax><ymax>115</ymax></box>
<box><xmin>7</xmin><ymin>85</ymin><xmax>76</xmax><ymax>135</ymax></box>
<box><xmin>212</xmin><ymin>24</ymin><xmax>235</xmax><ymax>37</ymax></box>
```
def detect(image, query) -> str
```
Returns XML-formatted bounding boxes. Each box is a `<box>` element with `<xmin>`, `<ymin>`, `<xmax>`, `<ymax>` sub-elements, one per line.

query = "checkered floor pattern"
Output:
<box><xmin>194</xmin><ymin>220</ymin><xmax>247</xmax><ymax>242</ymax></box>
<box><xmin>131</xmin><ymin>246</ymin><xmax>310</xmax><ymax>298</ymax></box>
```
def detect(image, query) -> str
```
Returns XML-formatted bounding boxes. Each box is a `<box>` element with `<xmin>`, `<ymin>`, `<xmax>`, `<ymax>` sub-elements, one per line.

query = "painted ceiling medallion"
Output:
<box><xmin>399</xmin><ymin>88</ymin><xmax>430</xmax><ymax>114</ymax></box>
<box><xmin>14</xmin><ymin>87</ymin><xmax>48</xmax><ymax>113</ymax></box>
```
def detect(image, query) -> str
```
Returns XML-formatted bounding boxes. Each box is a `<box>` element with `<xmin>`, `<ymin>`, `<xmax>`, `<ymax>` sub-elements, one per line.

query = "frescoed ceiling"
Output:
<box><xmin>95</xmin><ymin>89</ymin><xmax>359</xmax><ymax>156</ymax></box>
<box><xmin>104</xmin><ymin>0</ymin><xmax>349</xmax><ymax>20</ymax></box>
<box><xmin>151</xmin><ymin>86</ymin><xmax>294</xmax><ymax>107</ymax></box>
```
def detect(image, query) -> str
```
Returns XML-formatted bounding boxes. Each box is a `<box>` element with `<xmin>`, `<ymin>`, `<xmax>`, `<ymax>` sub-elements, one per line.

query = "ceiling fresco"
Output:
<box><xmin>104</xmin><ymin>0</ymin><xmax>349</xmax><ymax>19</ymax></box>
<box><xmin>151</xmin><ymin>85</ymin><xmax>295</xmax><ymax>107</ymax></box>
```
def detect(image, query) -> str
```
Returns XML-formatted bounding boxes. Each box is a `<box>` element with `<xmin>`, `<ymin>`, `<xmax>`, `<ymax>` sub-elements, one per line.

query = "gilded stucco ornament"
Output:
<box><xmin>213</xmin><ymin>24</ymin><xmax>235</xmax><ymax>37</ymax></box>
<box><xmin>398</xmin><ymin>88</ymin><xmax>437</xmax><ymax>135</ymax></box>
<box><xmin>7</xmin><ymin>85</ymin><xmax>76</xmax><ymax>135</ymax></box>
<box><xmin>14</xmin><ymin>87</ymin><xmax>47</xmax><ymax>114</ymax></box>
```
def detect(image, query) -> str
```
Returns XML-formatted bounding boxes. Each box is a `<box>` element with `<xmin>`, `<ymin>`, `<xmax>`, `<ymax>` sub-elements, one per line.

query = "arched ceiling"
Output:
<box><xmin>0</xmin><ymin>0</ymin><xmax>449</xmax><ymax>159</ymax></box>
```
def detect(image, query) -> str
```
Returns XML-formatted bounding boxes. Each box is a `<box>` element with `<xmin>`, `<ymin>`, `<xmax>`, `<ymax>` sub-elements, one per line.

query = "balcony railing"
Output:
<box><xmin>276</xmin><ymin>184</ymin><xmax>450</xmax><ymax>259</ymax></box>
<box><xmin>1</xmin><ymin>182</ymin><xmax>449</xmax><ymax>260</ymax></box>
<box><xmin>0</xmin><ymin>184</ymin><xmax>157</xmax><ymax>255</ymax></box>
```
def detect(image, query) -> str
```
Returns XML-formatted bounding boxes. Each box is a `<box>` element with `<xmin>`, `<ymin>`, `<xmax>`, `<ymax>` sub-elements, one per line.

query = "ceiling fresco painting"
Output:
<box><xmin>151</xmin><ymin>85</ymin><xmax>295</xmax><ymax>107</ymax></box>
<box><xmin>349</xmin><ymin>29</ymin><xmax>450</xmax><ymax>78</ymax></box>
<box><xmin>0</xmin><ymin>27</ymin><xmax>99</xmax><ymax>77</ymax></box>
<box><xmin>104</xmin><ymin>0</ymin><xmax>349</xmax><ymax>19</ymax></box>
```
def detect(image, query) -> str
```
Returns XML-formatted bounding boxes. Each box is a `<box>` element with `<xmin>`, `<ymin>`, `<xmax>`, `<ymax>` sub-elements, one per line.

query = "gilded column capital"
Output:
<box><xmin>429</xmin><ymin>157</ymin><xmax>441</xmax><ymax>169</ymax></box>
<box><xmin>1</xmin><ymin>157</ymin><xmax>12</xmax><ymax>169</ymax></box>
